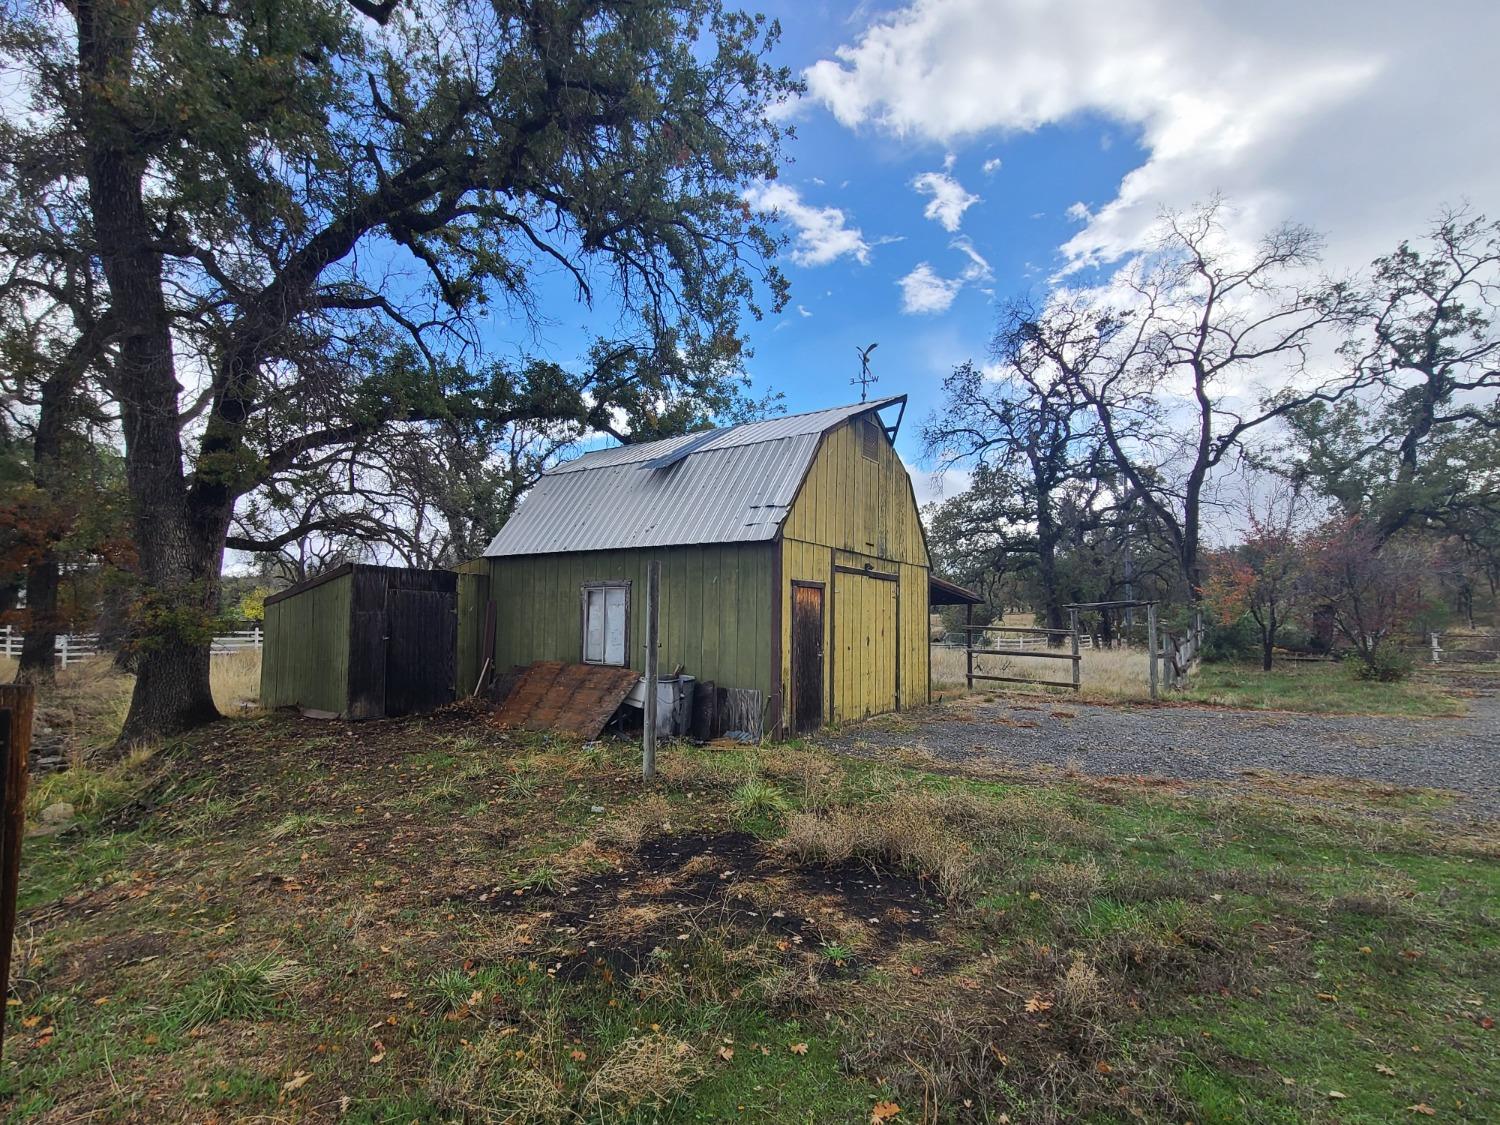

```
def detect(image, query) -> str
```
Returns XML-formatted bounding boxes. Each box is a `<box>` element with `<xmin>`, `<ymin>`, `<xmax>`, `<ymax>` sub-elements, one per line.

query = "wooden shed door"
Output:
<box><xmin>385</xmin><ymin>589</ymin><xmax>457</xmax><ymax>717</ymax></box>
<box><xmin>832</xmin><ymin>570</ymin><xmax>898</xmax><ymax>722</ymax></box>
<box><xmin>791</xmin><ymin>583</ymin><xmax>824</xmax><ymax>733</ymax></box>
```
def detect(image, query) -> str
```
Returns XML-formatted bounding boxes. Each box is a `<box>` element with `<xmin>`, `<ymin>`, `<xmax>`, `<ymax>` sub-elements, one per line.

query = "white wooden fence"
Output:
<box><xmin>0</xmin><ymin>626</ymin><xmax>261</xmax><ymax>667</ymax></box>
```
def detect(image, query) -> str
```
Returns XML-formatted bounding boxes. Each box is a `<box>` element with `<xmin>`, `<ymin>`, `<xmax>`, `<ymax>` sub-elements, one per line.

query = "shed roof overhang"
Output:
<box><xmin>929</xmin><ymin>574</ymin><xmax>984</xmax><ymax>605</ymax></box>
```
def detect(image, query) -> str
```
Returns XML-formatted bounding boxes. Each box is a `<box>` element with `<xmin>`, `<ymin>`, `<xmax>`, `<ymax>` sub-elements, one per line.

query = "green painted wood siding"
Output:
<box><xmin>482</xmin><ymin>544</ymin><xmax>774</xmax><ymax>696</ymax></box>
<box><xmin>261</xmin><ymin>572</ymin><xmax>353</xmax><ymax>714</ymax></box>
<box><xmin>455</xmin><ymin>570</ymin><xmax>490</xmax><ymax>696</ymax></box>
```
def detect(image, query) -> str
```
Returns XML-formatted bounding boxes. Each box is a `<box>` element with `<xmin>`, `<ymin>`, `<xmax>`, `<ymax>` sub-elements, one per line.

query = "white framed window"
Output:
<box><xmin>581</xmin><ymin>582</ymin><xmax>630</xmax><ymax>666</ymax></box>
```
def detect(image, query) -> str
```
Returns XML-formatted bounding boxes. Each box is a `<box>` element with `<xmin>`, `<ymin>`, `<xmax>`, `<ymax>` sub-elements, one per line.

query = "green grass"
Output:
<box><xmin>1183</xmin><ymin>659</ymin><xmax>1469</xmax><ymax>716</ymax></box>
<box><xmin>4</xmin><ymin>711</ymin><xmax>1496</xmax><ymax>1122</ymax></box>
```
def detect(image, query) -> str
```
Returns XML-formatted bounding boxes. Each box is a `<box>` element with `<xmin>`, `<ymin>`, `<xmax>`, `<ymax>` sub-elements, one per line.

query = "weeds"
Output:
<box><xmin>731</xmin><ymin>776</ymin><xmax>791</xmax><ymax>824</ymax></box>
<box><xmin>164</xmin><ymin>953</ymin><xmax>300</xmax><ymax>1030</ymax></box>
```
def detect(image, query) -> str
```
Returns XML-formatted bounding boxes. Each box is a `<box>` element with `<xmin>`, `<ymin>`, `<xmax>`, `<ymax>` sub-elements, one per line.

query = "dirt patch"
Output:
<box><xmin>455</xmin><ymin>830</ymin><xmax>939</xmax><ymax>981</ymax></box>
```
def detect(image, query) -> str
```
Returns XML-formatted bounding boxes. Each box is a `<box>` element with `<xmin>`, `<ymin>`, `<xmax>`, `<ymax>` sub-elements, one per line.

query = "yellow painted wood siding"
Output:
<box><xmin>777</xmin><ymin>417</ymin><xmax>931</xmax><ymax>726</ymax></box>
<box><xmin>781</xmin><ymin>417</ymin><xmax>929</xmax><ymax>566</ymax></box>
<box><xmin>831</xmin><ymin>569</ymin><xmax>897</xmax><ymax>721</ymax></box>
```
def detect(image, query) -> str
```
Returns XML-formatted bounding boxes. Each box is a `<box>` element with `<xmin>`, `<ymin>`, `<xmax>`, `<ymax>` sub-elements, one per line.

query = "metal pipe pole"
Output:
<box><xmin>642</xmin><ymin>560</ymin><xmax>660</xmax><ymax>781</ymax></box>
<box><xmin>965</xmin><ymin>604</ymin><xmax>973</xmax><ymax>692</ymax></box>
<box><xmin>1069</xmin><ymin>608</ymin><xmax>1081</xmax><ymax>692</ymax></box>
<box><xmin>1147</xmin><ymin>603</ymin><xmax>1159</xmax><ymax>701</ymax></box>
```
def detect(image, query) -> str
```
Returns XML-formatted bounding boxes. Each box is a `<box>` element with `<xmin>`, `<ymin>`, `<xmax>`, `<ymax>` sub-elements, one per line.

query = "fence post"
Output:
<box><xmin>1430</xmin><ymin>632</ymin><xmax>1441</xmax><ymax>665</ymax></box>
<box><xmin>59</xmin><ymin>634</ymin><xmax>68</xmax><ymax>669</ymax></box>
<box><xmin>254</xmin><ymin>626</ymin><xmax>262</xmax><ymax>650</ymax></box>
<box><xmin>1147</xmin><ymin>603</ymin><xmax>1159</xmax><ymax>701</ymax></box>
<box><xmin>0</xmin><ymin>683</ymin><xmax>34</xmax><ymax>1062</ymax></box>
<box><xmin>1068</xmin><ymin>607</ymin><xmax>1081</xmax><ymax>692</ymax></box>
<box><xmin>964</xmin><ymin>604</ymin><xmax>974</xmax><ymax>692</ymax></box>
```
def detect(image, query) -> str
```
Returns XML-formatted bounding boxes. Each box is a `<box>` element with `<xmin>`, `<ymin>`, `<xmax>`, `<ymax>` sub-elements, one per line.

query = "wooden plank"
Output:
<box><xmin>0</xmin><ymin>684</ymin><xmax>33</xmax><ymax>1062</ymax></box>
<box><xmin>386</xmin><ymin>587</ymin><xmax>457</xmax><ymax>717</ymax></box>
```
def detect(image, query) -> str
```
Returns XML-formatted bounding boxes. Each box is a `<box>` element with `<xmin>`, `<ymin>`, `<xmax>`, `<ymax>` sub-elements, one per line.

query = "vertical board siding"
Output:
<box><xmin>455</xmin><ymin>571</ymin><xmax>490</xmax><ymax>696</ymax></box>
<box><xmin>261</xmin><ymin>572</ymin><xmax>353</xmax><ymax>714</ymax></box>
<box><xmin>481</xmin><ymin>544</ymin><xmax>773</xmax><ymax>697</ymax></box>
<box><xmin>781</xmin><ymin>418</ymin><xmax>928</xmax><ymax>567</ymax></box>
<box><xmin>777</xmin><ymin>416</ymin><xmax>931</xmax><ymax>727</ymax></box>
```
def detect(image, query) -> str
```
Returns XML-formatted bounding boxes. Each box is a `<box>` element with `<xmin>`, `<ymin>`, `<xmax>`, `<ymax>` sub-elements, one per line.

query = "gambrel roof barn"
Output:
<box><xmin>459</xmin><ymin>396</ymin><xmax>978</xmax><ymax>736</ymax></box>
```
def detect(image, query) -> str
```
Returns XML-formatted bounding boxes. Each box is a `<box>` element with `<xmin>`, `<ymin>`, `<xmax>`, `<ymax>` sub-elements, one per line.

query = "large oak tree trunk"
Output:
<box><xmin>77</xmin><ymin>0</ymin><xmax>219</xmax><ymax>745</ymax></box>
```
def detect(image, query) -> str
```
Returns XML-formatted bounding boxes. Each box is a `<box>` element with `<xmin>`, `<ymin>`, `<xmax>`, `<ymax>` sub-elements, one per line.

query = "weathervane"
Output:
<box><xmin>853</xmin><ymin>342</ymin><xmax>879</xmax><ymax>402</ymax></box>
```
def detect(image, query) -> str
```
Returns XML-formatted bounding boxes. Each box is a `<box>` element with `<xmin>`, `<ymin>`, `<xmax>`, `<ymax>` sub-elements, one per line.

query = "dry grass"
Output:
<box><xmin>592</xmin><ymin>793</ymin><xmax>673</xmax><ymax>851</ymax></box>
<box><xmin>0</xmin><ymin>651</ymin><xmax>262</xmax><ymax>756</ymax></box>
<box><xmin>780</xmin><ymin>792</ymin><xmax>986</xmax><ymax>903</ymax></box>
<box><xmin>931</xmin><ymin>643</ymin><xmax>1150</xmax><ymax>700</ymax></box>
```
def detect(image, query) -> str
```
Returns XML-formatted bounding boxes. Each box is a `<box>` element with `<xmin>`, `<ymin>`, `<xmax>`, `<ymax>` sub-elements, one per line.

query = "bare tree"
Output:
<box><xmin>924</xmin><ymin>300</ymin><xmax>1112</xmax><ymax>633</ymax></box>
<box><xmin>1028</xmin><ymin>200</ymin><xmax>1362</xmax><ymax>600</ymax></box>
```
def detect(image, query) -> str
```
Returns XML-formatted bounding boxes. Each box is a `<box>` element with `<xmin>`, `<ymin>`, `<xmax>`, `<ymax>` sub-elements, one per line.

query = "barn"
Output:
<box><xmin>457</xmin><ymin>397</ymin><xmax>966</xmax><ymax>736</ymax></box>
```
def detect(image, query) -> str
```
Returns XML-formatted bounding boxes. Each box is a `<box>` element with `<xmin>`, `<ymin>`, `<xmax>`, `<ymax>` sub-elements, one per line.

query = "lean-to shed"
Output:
<box><xmin>261</xmin><ymin>563</ymin><xmax>457</xmax><ymax>719</ymax></box>
<box><xmin>460</xmin><ymin>397</ymin><xmax>947</xmax><ymax>735</ymax></box>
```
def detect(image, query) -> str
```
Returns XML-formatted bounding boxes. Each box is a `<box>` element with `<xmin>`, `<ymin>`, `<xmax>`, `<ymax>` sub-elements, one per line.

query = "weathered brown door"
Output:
<box><xmin>791</xmin><ymin>582</ymin><xmax>824</xmax><ymax>733</ymax></box>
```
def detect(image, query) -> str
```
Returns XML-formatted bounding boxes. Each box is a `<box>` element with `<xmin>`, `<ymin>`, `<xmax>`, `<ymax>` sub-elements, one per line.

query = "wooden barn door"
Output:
<box><xmin>385</xmin><ymin>588</ymin><xmax>457</xmax><ymax>717</ymax></box>
<box><xmin>790</xmin><ymin>582</ymin><xmax>824</xmax><ymax>733</ymax></box>
<box><xmin>832</xmin><ymin>568</ymin><xmax>898</xmax><ymax>722</ymax></box>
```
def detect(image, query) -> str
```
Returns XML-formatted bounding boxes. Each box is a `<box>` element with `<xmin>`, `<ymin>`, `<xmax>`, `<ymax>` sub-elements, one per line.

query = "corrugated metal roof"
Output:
<box><xmin>484</xmin><ymin>398</ymin><xmax>903</xmax><ymax>557</ymax></box>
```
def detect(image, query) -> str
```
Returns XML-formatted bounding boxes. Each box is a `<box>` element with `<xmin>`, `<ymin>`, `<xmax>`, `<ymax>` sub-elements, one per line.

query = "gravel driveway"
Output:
<box><xmin>819</xmin><ymin>684</ymin><xmax>1500</xmax><ymax>820</ymax></box>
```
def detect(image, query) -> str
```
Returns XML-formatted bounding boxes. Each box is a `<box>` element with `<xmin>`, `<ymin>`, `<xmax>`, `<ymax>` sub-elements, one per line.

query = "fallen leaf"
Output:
<box><xmin>1407</xmin><ymin>1105</ymin><xmax>1436</xmax><ymax>1116</ymax></box>
<box><xmin>20</xmin><ymin>1015</ymin><xmax>40</xmax><ymax>1029</ymax></box>
<box><xmin>1480</xmin><ymin>1017</ymin><xmax>1495</xmax><ymax>1030</ymax></box>
<box><xmin>1377</xmin><ymin>1063</ymin><xmax>1397</xmax><ymax>1077</ymax></box>
<box><xmin>570</xmin><ymin>1049</ymin><xmax>587</xmax><ymax>1061</ymax></box>
<box><xmin>871</xmin><ymin>1101</ymin><xmax>901</xmax><ymax>1122</ymax></box>
<box><xmin>1328</xmin><ymin>1091</ymin><xmax>1347</xmax><ymax>1100</ymax></box>
<box><xmin>717</xmin><ymin>1046</ymin><xmax>734</xmax><ymax>1062</ymax></box>
<box><xmin>789</xmin><ymin>1042</ymin><xmax>809</xmax><ymax>1056</ymax></box>
<box><xmin>282</xmin><ymin>1071</ymin><xmax>312</xmax><ymax>1093</ymax></box>
<box><xmin>1316</xmin><ymin>992</ymin><xmax>1338</xmax><ymax>1003</ymax></box>
<box><xmin>369</xmin><ymin>1041</ymin><xmax>386</xmax><ymax>1064</ymax></box>
<box><xmin>1024</xmin><ymin>995</ymin><xmax>1053</xmax><ymax>1014</ymax></box>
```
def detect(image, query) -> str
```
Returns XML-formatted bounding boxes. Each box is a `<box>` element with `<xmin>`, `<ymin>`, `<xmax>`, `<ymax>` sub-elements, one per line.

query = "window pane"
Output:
<box><xmin>584</xmin><ymin>588</ymin><xmax>605</xmax><ymax>662</ymax></box>
<box><xmin>604</xmin><ymin>587</ymin><xmax>627</xmax><ymax>665</ymax></box>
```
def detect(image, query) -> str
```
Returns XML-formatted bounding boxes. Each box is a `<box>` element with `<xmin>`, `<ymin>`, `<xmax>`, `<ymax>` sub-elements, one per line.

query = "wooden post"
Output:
<box><xmin>1430</xmin><ymin>632</ymin><xmax>1441</xmax><ymax>665</ymax></box>
<box><xmin>964</xmin><ymin>604</ymin><xmax>973</xmax><ymax>692</ymax></box>
<box><xmin>642</xmin><ymin>560</ymin><xmax>660</xmax><ymax>781</ymax></box>
<box><xmin>1147</xmin><ymin>603</ymin><xmax>1159</xmax><ymax>701</ymax></box>
<box><xmin>1068</xmin><ymin>608</ymin><xmax>1081</xmax><ymax>692</ymax></box>
<box><xmin>0</xmin><ymin>684</ymin><xmax>34</xmax><ymax>1062</ymax></box>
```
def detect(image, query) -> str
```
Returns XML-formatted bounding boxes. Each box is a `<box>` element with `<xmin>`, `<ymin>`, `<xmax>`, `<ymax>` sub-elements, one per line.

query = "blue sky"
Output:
<box><xmin>476</xmin><ymin>0</ymin><xmax>1500</xmax><ymax>502</ymax></box>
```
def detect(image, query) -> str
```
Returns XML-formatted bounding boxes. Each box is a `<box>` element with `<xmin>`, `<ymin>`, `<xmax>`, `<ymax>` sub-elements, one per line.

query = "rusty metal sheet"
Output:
<box><xmin>492</xmin><ymin>661</ymin><xmax>640</xmax><ymax>739</ymax></box>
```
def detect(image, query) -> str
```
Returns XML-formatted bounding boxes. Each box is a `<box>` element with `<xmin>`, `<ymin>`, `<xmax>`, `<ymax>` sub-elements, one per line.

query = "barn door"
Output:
<box><xmin>790</xmin><ymin>582</ymin><xmax>824</xmax><ymax>733</ymax></box>
<box><xmin>832</xmin><ymin>568</ymin><xmax>898</xmax><ymax>722</ymax></box>
<box><xmin>386</xmin><ymin>588</ymin><xmax>457</xmax><ymax>717</ymax></box>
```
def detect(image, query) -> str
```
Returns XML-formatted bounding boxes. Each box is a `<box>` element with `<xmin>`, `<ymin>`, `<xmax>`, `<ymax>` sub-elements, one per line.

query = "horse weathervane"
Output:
<box><xmin>853</xmin><ymin>342</ymin><xmax>879</xmax><ymax>402</ymax></box>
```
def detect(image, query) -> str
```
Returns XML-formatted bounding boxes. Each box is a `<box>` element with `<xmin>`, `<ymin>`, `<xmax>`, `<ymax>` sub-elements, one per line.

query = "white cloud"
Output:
<box><xmin>744</xmin><ymin>182</ymin><xmax>871</xmax><ymax>267</ymax></box>
<box><xmin>950</xmin><ymin>235</ymin><xmax>992</xmax><ymax>281</ymax></box>
<box><xmin>804</xmin><ymin>0</ymin><xmax>1500</xmax><ymax>275</ymax></box>
<box><xmin>1065</xmin><ymin>201</ymin><xmax>1091</xmax><ymax>223</ymax></box>
<box><xmin>982</xmin><ymin>157</ymin><xmax>1002</xmax><ymax>175</ymax></box>
<box><xmin>912</xmin><ymin>168</ymin><xmax>980</xmax><ymax>232</ymax></box>
<box><xmin>797</xmin><ymin>304</ymin><xmax>813</xmax><ymax>317</ymax></box>
<box><xmin>898</xmin><ymin>262</ymin><xmax>963</xmax><ymax>314</ymax></box>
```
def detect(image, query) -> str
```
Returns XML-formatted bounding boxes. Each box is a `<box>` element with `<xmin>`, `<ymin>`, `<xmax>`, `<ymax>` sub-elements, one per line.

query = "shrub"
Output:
<box><xmin>1200</xmin><ymin>613</ymin><xmax>1261</xmax><ymax>664</ymax></box>
<box><xmin>1344</xmin><ymin>648</ymin><xmax>1413</xmax><ymax>682</ymax></box>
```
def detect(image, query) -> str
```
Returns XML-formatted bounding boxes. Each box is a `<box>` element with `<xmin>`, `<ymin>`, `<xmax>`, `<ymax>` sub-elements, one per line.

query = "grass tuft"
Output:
<box><xmin>164</xmin><ymin>953</ymin><xmax>300</xmax><ymax>1030</ymax></box>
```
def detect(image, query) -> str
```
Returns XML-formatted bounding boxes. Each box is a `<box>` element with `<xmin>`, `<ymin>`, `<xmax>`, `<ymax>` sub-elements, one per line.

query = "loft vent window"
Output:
<box><xmin>861</xmin><ymin>417</ymin><xmax>880</xmax><ymax>461</ymax></box>
<box><xmin>582</xmin><ymin>582</ymin><xmax>629</xmax><ymax>665</ymax></box>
